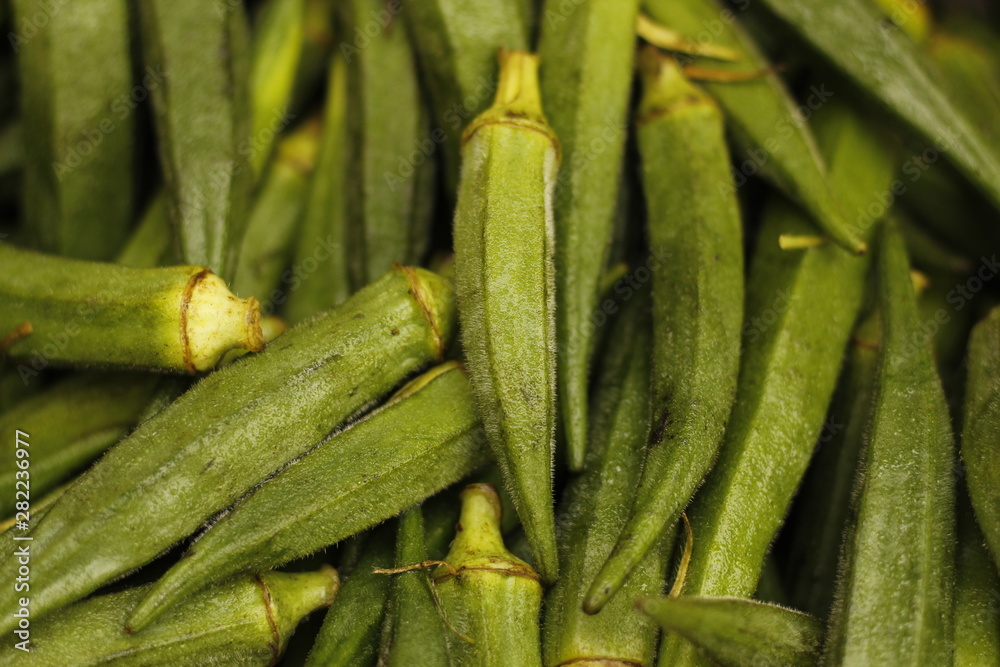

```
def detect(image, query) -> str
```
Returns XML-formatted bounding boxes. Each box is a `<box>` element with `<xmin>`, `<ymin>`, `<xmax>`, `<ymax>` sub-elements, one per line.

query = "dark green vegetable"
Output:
<box><xmin>128</xmin><ymin>361</ymin><xmax>488</xmax><ymax>629</ymax></box>
<box><xmin>0</xmin><ymin>568</ymin><xmax>339</xmax><ymax>665</ymax></box>
<box><xmin>955</xmin><ymin>495</ymin><xmax>1000</xmax><ymax>665</ymax></box>
<box><xmin>538</xmin><ymin>0</ymin><xmax>640</xmax><ymax>469</ymax></box>
<box><xmin>639</xmin><ymin>596</ymin><xmax>822</xmax><ymax>667</ymax></box>
<box><xmin>13</xmin><ymin>0</ymin><xmax>135</xmax><ymax>261</ymax></box>
<box><xmin>586</xmin><ymin>49</ymin><xmax>743</xmax><ymax>613</ymax></box>
<box><xmin>433</xmin><ymin>484</ymin><xmax>543</xmax><ymax>666</ymax></box>
<box><xmin>824</xmin><ymin>222</ymin><xmax>956</xmax><ymax>665</ymax></box>
<box><xmin>0</xmin><ymin>243</ymin><xmax>264</xmax><ymax>374</ymax></box>
<box><xmin>453</xmin><ymin>50</ymin><xmax>560</xmax><ymax>583</ymax></box>
<box><xmin>138</xmin><ymin>0</ymin><xmax>254</xmax><ymax>280</ymax></box>
<box><xmin>544</xmin><ymin>296</ymin><xmax>666</xmax><ymax>667</ymax></box>
<box><xmin>0</xmin><ymin>266</ymin><xmax>455</xmax><ymax>635</ymax></box>
<box><xmin>306</xmin><ymin>528</ymin><xmax>395</xmax><ymax>667</ymax></box>
<box><xmin>342</xmin><ymin>0</ymin><xmax>435</xmax><ymax>289</ymax></box>
<box><xmin>657</xmin><ymin>99</ymin><xmax>895</xmax><ymax>665</ymax></box>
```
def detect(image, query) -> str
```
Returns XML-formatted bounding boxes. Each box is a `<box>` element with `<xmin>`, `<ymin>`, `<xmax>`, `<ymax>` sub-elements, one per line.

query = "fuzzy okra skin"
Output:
<box><xmin>0</xmin><ymin>243</ymin><xmax>264</xmax><ymax>374</ymax></box>
<box><xmin>643</xmin><ymin>0</ymin><xmax>866</xmax><ymax>255</ymax></box>
<box><xmin>537</xmin><ymin>0</ymin><xmax>639</xmax><ymax>470</ymax></box>
<box><xmin>0</xmin><ymin>266</ymin><xmax>455</xmax><ymax>636</ymax></box>
<box><xmin>544</xmin><ymin>296</ymin><xmax>667</xmax><ymax>667</ymax></box>
<box><xmin>656</xmin><ymin>100</ymin><xmax>896</xmax><ymax>666</ymax></box>
<box><xmin>138</xmin><ymin>0</ymin><xmax>254</xmax><ymax>281</ymax></box>
<box><xmin>233</xmin><ymin>117</ymin><xmax>321</xmax><ymax>306</ymax></box>
<box><xmin>823</xmin><ymin>222</ymin><xmax>956</xmax><ymax>665</ymax></box>
<box><xmin>13</xmin><ymin>0</ymin><xmax>134</xmax><ymax>261</ymax></box>
<box><xmin>0</xmin><ymin>568</ymin><xmax>339</xmax><ymax>665</ymax></box>
<box><xmin>342</xmin><ymin>0</ymin><xmax>436</xmax><ymax>290</ymax></box>
<box><xmin>379</xmin><ymin>508</ymin><xmax>454</xmax><ymax>666</ymax></box>
<box><xmin>129</xmin><ymin>361</ymin><xmax>488</xmax><ymax>630</ymax></box>
<box><xmin>284</xmin><ymin>53</ymin><xmax>352</xmax><ymax>324</ymax></box>
<box><xmin>453</xmin><ymin>51</ymin><xmax>560</xmax><ymax>584</ymax></box>
<box><xmin>0</xmin><ymin>373</ymin><xmax>159</xmax><ymax>517</ymax></box>
<box><xmin>585</xmin><ymin>51</ymin><xmax>743</xmax><ymax>613</ymax></box>
<box><xmin>401</xmin><ymin>0</ymin><xmax>528</xmax><ymax>195</ymax></box>
<box><xmin>434</xmin><ymin>484</ymin><xmax>544</xmax><ymax>667</ymax></box>
<box><xmin>955</xmin><ymin>496</ymin><xmax>1000</xmax><ymax>665</ymax></box>
<box><xmin>307</xmin><ymin>528</ymin><xmax>396</xmax><ymax>667</ymax></box>
<box><xmin>639</xmin><ymin>596</ymin><xmax>822</xmax><ymax>667</ymax></box>
<box><xmin>962</xmin><ymin>305</ymin><xmax>1000</xmax><ymax>572</ymax></box>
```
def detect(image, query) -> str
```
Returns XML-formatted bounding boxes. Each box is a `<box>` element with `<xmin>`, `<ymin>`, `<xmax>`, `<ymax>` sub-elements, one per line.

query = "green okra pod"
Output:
<box><xmin>307</xmin><ymin>527</ymin><xmax>396</xmax><ymax>667</ymax></box>
<box><xmin>872</xmin><ymin>0</ymin><xmax>932</xmax><ymax>44</ymax></box>
<box><xmin>955</xmin><ymin>494</ymin><xmax>1000</xmax><ymax>665</ymax></box>
<box><xmin>284</xmin><ymin>53</ymin><xmax>352</xmax><ymax>324</ymax></box>
<box><xmin>129</xmin><ymin>361</ymin><xmax>488</xmax><ymax>629</ymax></box>
<box><xmin>657</xmin><ymin>100</ymin><xmax>896</xmax><ymax>666</ymax></box>
<box><xmin>249</xmin><ymin>0</ymin><xmax>306</xmax><ymax>176</ymax></box>
<box><xmin>586</xmin><ymin>49</ymin><xmax>744</xmax><ymax>613</ymax></box>
<box><xmin>0</xmin><ymin>266</ymin><xmax>455</xmax><ymax>635</ymax></box>
<box><xmin>754</xmin><ymin>0</ymin><xmax>1000</xmax><ymax>222</ymax></box>
<box><xmin>643</xmin><ymin>0</ymin><xmax>866</xmax><ymax>254</ymax></box>
<box><xmin>13</xmin><ymin>0</ymin><xmax>135</xmax><ymax>261</ymax></box>
<box><xmin>401</xmin><ymin>0</ymin><xmax>528</xmax><ymax>195</ymax></box>
<box><xmin>823</xmin><ymin>221</ymin><xmax>956</xmax><ymax>665</ymax></box>
<box><xmin>537</xmin><ymin>0</ymin><xmax>640</xmax><ymax>469</ymax></box>
<box><xmin>0</xmin><ymin>243</ymin><xmax>264</xmax><ymax>375</ymax></box>
<box><xmin>342</xmin><ymin>0</ymin><xmax>436</xmax><ymax>289</ymax></box>
<box><xmin>378</xmin><ymin>507</ymin><xmax>453</xmax><ymax>666</ymax></box>
<box><xmin>138</xmin><ymin>0</ymin><xmax>254</xmax><ymax>280</ymax></box>
<box><xmin>233</xmin><ymin>117</ymin><xmax>321</xmax><ymax>305</ymax></box>
<box><xmin>962</xmin><ymin>304</ymin><xmax>1000</xmax><ymax>572</ymax></box>
<box><xmin>116</xmin><ymin>195</ymin><xmax>174</xmax><ymax>269</ymax></box>
<box><xmin>0</xmin><ymin>568</ymin><xmax>339</xmax><ymax>665</ymax></box>
<box><xmin>453</xmin><ymin>50</ymin><xmax>560</xmax><ymax>583</ymax></box>
<box><xmin>784</xmin><ymin>309</ymin><xmax>879</xmax><ymax>618</ymax></box>
<box><xmin>544</xmin><ymin>296</ymin><xmax>667</xmax><ymax>667</ymax></box>
<box><xmin>0</xmin><ymin>373</ymin><xmax>158</xmax><ymax>517</ymax></box>
<box><xmin>433</xmin><ymin>483</ymin><xmax>544</xmax><ymax>667</ymax></box>
<box><xmin>639</xmin><ymin>596</ymin><xmax>822</xmax><ymax>667</ymax></box>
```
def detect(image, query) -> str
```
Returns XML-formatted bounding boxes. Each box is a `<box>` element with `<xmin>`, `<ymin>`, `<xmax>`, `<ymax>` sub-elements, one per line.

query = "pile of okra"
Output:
<box><xmin>1</xmin><ymin>0</ymin><xmax>1000</xmax><ymax>664</ymax></box>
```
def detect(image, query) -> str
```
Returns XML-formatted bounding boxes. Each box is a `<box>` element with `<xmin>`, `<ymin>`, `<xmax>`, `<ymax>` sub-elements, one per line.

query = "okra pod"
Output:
<box><xmin>872</xmin><ymin>0</ymin><xmax>932</xmax><ymax>44</ymax></box>
<box><xmin>585</xmin><ymin>50</ymin><xmax>743</xmax><ymax>613</ymax></box>
<box><xmin>657</xmin><ymin>100</ymin><xmax>895</xmax><ymax>665</ymax></box>
<box><xmin>537</xmin><ymin>0</ymin><xmax>639</xmax><ymax>468</ymax></box>
<box><xmin>13</xmin><ymin>0</ymin><xmax>135</xmax><ymax>261</ymax></box>
<box><xmin>249</xmin><ymin>0</ymin><xmax>306</xmax><ymax>176</ymax></box>
<box><xmin>0</xmin><ymin>243</ymin><xmax>263</xmax><ymax>374</ymax></box>
<box><xmin>544</xmin><ymin>296</ymin><xmax>667</xmax><ymax>667</ymax></box>
<box><xmin>754</xmin><ymin>0</ymin><xmax>1000</xmax><ymax>222</ymax></box>
<box><xmin>342</xmin><ymin>0</ymin><xmax>436</xmax><ymax>289</ymax></box>
<box><xmin>823</xmin><ymin>222</ymin><xmax>956</xmax><ymax>665</ymax></box>
<box><xmin>0</xmin><ymin>266</ymin><xmax>455</xmax><ymax>634</ymax></box>
<box><xmin>307</xmin><ymin>527</ymin><xmax>395</xmax><ymax>667</ymax></box>
<box><xmin>138</xmin><ymin>0</ymin><xmax>254</xmax><ymax>280</ymax></box>
<box><xmin>233</xmin><ymin>117</ymin><xmax>321</xmax><ymax>304</ymax></box>
<box><xmin>401</xmin><ymin>0</ymin><xmax>528</xmax><ymax>195</ymax></box>
<box><xmin>453</xmin><ymin>51</ymin><xmax>560</xmax><ymax>583</ymax></box>
<box><xmin>955</xmin><ymin>494</ymin><xmax>1000</xmax><ymax>665</ymax></box>
<box><xmin>639</xmin><ymin>596</ymin><xmax>822</xmax><ymax>667</ymax></box>
<box><xmin>433</xmin><ymin>483</ymin><xmax>543</xmax><ymax>666</ymax></box>
<box><xmin>0</xmin><ymin>373</ymin><xmax>158</xmax><ymax>517</ymax></box>
<box><xmin>644</xmin><ymin>0</ymin><xmax>866</xmax><ymax>254</ymax></box>
<box><xmin>784</xmin><ymin>309</ymin><xmax>878</xmax><ymax>619</ymax></box>
<box><xmin>927</xmin><ymin>28</ymin><xmax>1000</xmax><ymax>153</ymax></box>
<box><xmin>0</xmin><ymin>568</ymin><xmax>339</xmax><ymax>665</ymax></box>
<box><xmin>284</xmin><ymin>53</ymin><xmax>352</xmax><ymax>323</ymax></box>
<box><xmin>129</xmin><ymin>361</ymin><xmax>487</xmax><ymax>629</ymax></box>
<box><xmin>962</xmin><ymin>305</ymin><xmax>1000</xmax><ymax>571</ymax></box>
<box><xmin>116</xmin><ymin>195</ymin><xmax>174</xmax><ymax>269</ymax></box>
<box><xmin>378</xmin><ymin>507</ymin><xmax>453</xmax><ymax>666</ymax></box>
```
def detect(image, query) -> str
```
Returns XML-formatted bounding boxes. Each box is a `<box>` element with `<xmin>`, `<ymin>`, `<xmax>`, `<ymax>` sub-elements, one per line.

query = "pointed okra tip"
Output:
<box><xmin>461</xmin><ymin>50</ymin><xmax>557</xmax><ymax>151</ymax></box>
<box><xmin>396</xmin><ymin>264</ymin><xmax>457</xmax><ymax>362</ymax></box>
<box><xmin>182</xmin><ymin>270</ymin><xmax>265</xmax><ymax>372</ymax></box>
<box><xmin>434</xmin><ymin>484</ymin><xmax>538</xmax><ymax>581</ymax></box>
<box><xmin>260</xmin><ymin>565</ymin><xmax>340</xmax><ymax>646</ymax></box>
